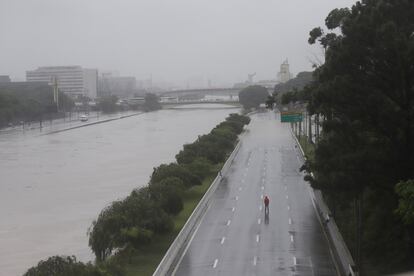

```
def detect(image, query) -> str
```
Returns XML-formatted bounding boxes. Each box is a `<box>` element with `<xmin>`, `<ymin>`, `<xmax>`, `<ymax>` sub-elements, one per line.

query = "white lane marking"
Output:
<box><xmin>260</xmin><ymin>194</ymin><xmax>264</xmax><ymax>199</ymax></box>
<box><xmin>232</xmin><ymin>207</ymin><xmax>235</xmax><ymax>212</ymax></box>
<box><xmin>253</xmin><ymin>256</ymin><xmax>257</xmax><ymax>266</ymax></box>
<box><xmin>289</xmin><ymin>218</ymin><xmax>292</xmax><ymax>225</ymax></box>
<box><xmin>263</xmin><ymin>172</ymin><xmax>266</xmax><ymax>176</ymax></box>
<box><xmin>235</xmin><ymin>196</ymin><xmax>239</xmax><ymax>201</ymax></box>
<box><xmin>238</xmin><ymin>187</ymin><xmax>242</xmax><ymax>191</ymax></box>
<box><xmin>287</xmin><ymin>205</ymin><xmax>290</xmax><ymax>211</ymax></box>
<box><xmin>290</xmin><ymin>235</ymin><xmax>294</xmax><ymax>243</ymax></box>
<box><xmin>258</xmin><ymin>218</ymin><xmax>261</xmax><ymax>225</ymax></box>
<box><xmin>293</xmin><ymin>256</ymin><xmax>297</xmax><ymax>266</ymax></box>
<box><xmin>220</xmin><ymin>237</ymin><xmax>226</xmax><ymax>245</ymax></box>
<box><xmin>227</xmin><ymin>220</ymin><xmax>231</xmax><ymax>226</ymax></box>
<box><xmin>213</xmin><ymin>259</ymin><xmax>218</xmax><ymax>268</ymax></box>
<box><xmin>256</xmin><ymin>234</ymin><xmax>260</xmax><ymax>243</ymax></box>
<box><xmin>286</xmin><ymin>195</ymin><xmax>289</xmax><ymax>199</ymax></box>
<box><xmin>297</xmin><ymin>156</ymin><xmax>300</xmax><ymax>162</ymax></box>
<box><xmin>259</xmin><ymin>205</ymin><xmax>263</xmax><ymax>211</ymax></box>
<box><xmin>241</xmin><ymin>179</ymin><xmax>245</xmax><ymax>183</ymax></box>
<box><xmin>261</xmin><ymin>186</ymin><xmax>264</xmax><ymax>190</ymax></box>
<box><xmin>284</xmin><ymin>186</ymin><xmax>287</xmax><ymax>190</ymax></box>
<box><xmin>262</xmin><ymin>178</ymin><xmax>265</xmax><ymax>183</ymax></box>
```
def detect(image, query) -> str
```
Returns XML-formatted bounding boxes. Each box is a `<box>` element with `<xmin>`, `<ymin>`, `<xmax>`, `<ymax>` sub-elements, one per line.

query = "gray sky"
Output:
<box><xmin>1</xmin><ymin>0</ymin><xmax>356</xmax><ymax>87</ymax></box>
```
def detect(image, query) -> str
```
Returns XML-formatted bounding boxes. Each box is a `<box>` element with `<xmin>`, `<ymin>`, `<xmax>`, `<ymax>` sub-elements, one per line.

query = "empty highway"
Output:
<box><xmin>174</xmin><ymin>111</ymin><xmax>338</xmax><ymax>276</ymax></box>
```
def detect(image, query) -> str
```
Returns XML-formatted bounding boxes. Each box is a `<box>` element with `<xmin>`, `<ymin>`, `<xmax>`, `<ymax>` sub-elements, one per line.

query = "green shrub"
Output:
<box><xmin>150</xmin><ymin>163</ymin><xmax>201</xmax><ymax>187</ymax></box>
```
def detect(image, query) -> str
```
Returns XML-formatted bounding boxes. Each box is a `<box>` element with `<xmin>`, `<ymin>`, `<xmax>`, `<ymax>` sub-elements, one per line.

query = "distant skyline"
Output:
<box><xmin>1</xmin><ymin>0</ymin><xmax>357</xmax><ymax>88</ymax></box>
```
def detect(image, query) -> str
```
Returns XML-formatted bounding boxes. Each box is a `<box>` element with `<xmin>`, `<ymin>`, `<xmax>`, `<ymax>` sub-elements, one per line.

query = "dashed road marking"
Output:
<box><xmin>232</xmin><ymin>207</ymin><xmax>235</xmax><ymax>212</ymax></box>
<box><xmin>220</xmin><ymin>237</ymin><xmax>226</xmax><ymax>245</ymax></box>
<box><xmin>256</xmin><ymin>234</ymin><xmax>260</xmax><ymax>243</ymax></box>
<box><xmin>293</xmin><ymin>256</ymin><xmax>297</xmax><ymax>266</ymax></box>
<box><xmin>290</xmin><ymin>235</ymin><xmax>294</xmax><ymax>243</ymax></box>
<box><xmin>289</xmin><ymin>218</ymin><xmax>292</xmax><ymax>225</ymax></box>
<box><xmin>259</xmin><ymin>205</ymin><xmax>263</xmax><ymax>211</ymax></box>
<box><xmin>253</xmin><ymin>256</ymin><xmax>257</xmax><ymax>266</ymax></box>
<box><xmin>284</xmin><ymin>186</ymin><xmax>287</xmax><ymax>190</ymax></box>
<box><xmin>260</xmin><ymin>194</ymin><xmax>264</xmax><ymax>199</ymax></box>
<box><xmin>235</xmin><ymin>196</ymin><xmax>239</xmax><ymax>201</ymax></box>
<box><xmin>261</xmin><ymin>186</ymin><xmax>264</xmax><ymax>190</ymax></box>
<box><xmin>227</xmin><ymin>220</ymin><xmax>231</xmax><ymax>226</ymax></box>
<box><xmin>258</xmin><ymin>218</ymin><xmax>261</xmax><ymax>225</ymax></box>
<box><xmin>286</xmin><ymin>195</ymin><xmax>289</xmax><ymax>199</ymax></box>
<box><xmin>287</xmin><ymin>205</ymin><xmax>290</xmax><ymax>211</ymax></box>
<box><xmin>238</xmin><ymin>187</ymin><xmax>242</xmax><ymax>191</ymax></box>
<box><xmin>213</xmin><ymin>259</ymin><xmax>218</xmax><ymax>268</ymax></box>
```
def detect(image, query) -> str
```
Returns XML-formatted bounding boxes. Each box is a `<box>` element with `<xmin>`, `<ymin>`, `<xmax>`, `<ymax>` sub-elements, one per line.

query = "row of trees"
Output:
<box><xmin>0</xmin><ymin>86</ymin><xmax>74</xmax><ymax>128</ymax></box>
<box><xmin>24</xmin><ymin>113</ymin><xmax>250</xmax><ymax>275</ymax></box>
<box><xmin>279</xmin><ymin>1</ymin><xmax>414</xmax><ymax>274</ymax></box>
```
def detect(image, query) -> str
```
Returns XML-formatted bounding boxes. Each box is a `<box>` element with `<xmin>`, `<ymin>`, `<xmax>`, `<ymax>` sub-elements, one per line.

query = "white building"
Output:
<box><xmin>278</xmin><ymin>59</ymin><xmax>292</xmax><ymax>83</ymax></box>
<box><xmin>26</xmin><ymin>66</ymin><xmax>98</xmax><ymax>99</ymax></box>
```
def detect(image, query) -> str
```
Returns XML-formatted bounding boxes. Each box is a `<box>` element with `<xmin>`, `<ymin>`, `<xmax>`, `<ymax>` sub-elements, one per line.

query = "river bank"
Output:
<box><xmin>0</xmin><ymin>104</ymin><xmax>239</xmax><ymax>276</ymax></box>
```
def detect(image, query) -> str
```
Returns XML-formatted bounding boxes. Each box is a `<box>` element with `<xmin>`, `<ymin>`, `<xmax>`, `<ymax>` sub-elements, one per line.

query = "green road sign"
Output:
<box><xmin>281</xmin><ymin>112</ymin><xmax>303</xmax><ymax>123</ymax></box>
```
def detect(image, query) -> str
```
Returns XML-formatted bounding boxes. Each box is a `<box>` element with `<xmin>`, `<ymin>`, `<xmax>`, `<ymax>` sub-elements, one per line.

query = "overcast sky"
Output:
<box><xmin>1</xmin><ymin>0</ymin><xmax>356</xmax><ymax>87</ymax></box>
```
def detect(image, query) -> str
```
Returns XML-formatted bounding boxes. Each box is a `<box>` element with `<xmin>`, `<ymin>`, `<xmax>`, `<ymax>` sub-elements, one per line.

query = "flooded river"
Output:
<box><xmin>0</xmin><ymin>104</ymin><xmax>239</xmax><ymax>275</ymax></box>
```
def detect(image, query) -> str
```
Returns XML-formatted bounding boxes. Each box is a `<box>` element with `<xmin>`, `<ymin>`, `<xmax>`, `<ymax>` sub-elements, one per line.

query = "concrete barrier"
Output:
<box><xmin>153</xmin><ymin>135</ymin><xmax>244</xmax><ymax>276</ymax></box>
<box><xmin>291</xmin><ymin>130</ymin><xmax>357</xmax><ymax>276</ymax></box>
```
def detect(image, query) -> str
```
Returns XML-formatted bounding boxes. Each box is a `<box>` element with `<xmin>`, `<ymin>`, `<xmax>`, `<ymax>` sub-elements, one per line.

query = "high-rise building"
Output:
<box><xmin>278</xmin><ymin>59</ymin><xmax>292</xmax><ymax>83</ymax></box>
<box><xmin>26</xmin><ymin>66</ymin><xmax>98</xmax><ymax>99</ymax></box>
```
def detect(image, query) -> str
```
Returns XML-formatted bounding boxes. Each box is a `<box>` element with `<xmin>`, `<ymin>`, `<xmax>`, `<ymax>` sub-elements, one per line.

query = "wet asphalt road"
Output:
<box><xmin>174</xmin><ymin>111</ymin><xmax>338</xmax><ymax>276</ymax></box>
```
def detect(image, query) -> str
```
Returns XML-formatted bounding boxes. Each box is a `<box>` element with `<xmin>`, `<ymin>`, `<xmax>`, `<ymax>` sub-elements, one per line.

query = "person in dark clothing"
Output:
<box><xmin>264</xmin><ymin>195</ymin><xmax>270</xmax><ymax>214</ymax></box>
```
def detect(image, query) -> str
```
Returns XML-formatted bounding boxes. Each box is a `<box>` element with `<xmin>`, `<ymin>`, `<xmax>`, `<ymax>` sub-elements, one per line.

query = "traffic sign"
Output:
<box><xmin>281</xmin><ymin>112</ymin><xmax>302</xmax><ymax>123</ymax></box>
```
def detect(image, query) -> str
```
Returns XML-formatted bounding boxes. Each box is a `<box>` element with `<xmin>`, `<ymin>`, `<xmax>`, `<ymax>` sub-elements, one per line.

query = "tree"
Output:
<box><xmin>98</xmin><ymin>95</ymin><xmax>118</xmax><ymax>113</ymax></box>
<box><xmin>149</xmin><ymin>181</ymin><xmax>184</xmax><ymax>215</ymax></box>
<box><xmin>150</xmin><ymin>163</ymin><xmax>201</xmax><ymax>187</ymax></box>
<box><xmin>23</xmin><ymin>256</ymin><xmax>107</xmax><ymax>276</ymax></box>
<box><xmin>238</xmin><ymin>85</ymin><xmax>269</xmax><ymax>109</ymax></box>
<box><xmin>143</xmin><ymin>93</ymin><xmax>161</xmax><ymax>111</ymax></box>
<box><xmin>304</xmin><ymin>0</ymin><xmax>414</xmax><ymax>273</ymax></box>
<box><xmin>395</xmin><ymin>180</ymin><xmax>414</xmax><ymax>226</ymax></box>
<box><xmin>88</xmin><ymin>187</ymin><xmax>174</xmax><ymax>261</ymax></box>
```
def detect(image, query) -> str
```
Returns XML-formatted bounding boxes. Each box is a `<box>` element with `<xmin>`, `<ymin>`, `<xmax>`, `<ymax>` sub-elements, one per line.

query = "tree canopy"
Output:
<box><xmin>143</xmin><ymin>93</ymin><xmax>161</xmax><ymax>111</ymax></box>
<box><xmin>302</xmin><ymin>0</ymin><xmax>414</xmax><ymax>273</ymax></box>
<box><xmin>238</xmin><ymin>85</ymin><xmax>269</xmax><ymax>109</ymax></box>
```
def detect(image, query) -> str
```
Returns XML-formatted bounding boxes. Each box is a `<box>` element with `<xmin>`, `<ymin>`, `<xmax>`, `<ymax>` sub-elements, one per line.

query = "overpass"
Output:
<box><xmin>161</xmin><ymin>87</ymin><xmax>273</xmax><ymax>99</ymax></box>
<box><xmin>160</xmin><ymin>98</ymin><xmax>240</xmax><ymax>108</ymax></box>
<box><xmin>161</xmin><ymin>88</ymin><xmax>242</xmax><ymax>98</ymax></box>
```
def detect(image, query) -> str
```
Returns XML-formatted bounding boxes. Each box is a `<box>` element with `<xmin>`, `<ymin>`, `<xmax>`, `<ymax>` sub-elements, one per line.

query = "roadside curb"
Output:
<box><xmin>44</xmin><ymin>112</ymin><xmax>142</xmax><ymax>135</ymax></box>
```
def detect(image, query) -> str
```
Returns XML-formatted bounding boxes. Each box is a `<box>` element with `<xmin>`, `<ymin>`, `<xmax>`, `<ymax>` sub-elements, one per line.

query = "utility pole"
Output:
<box><xmin>52</xmin><ymin>76</ymin><xmax>59</xmax><ymax>112</ymax></box>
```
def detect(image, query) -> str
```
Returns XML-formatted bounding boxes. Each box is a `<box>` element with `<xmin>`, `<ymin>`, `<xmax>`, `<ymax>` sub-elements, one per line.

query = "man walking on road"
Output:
<box><xmin>264</xmin><ymin>195</ymin><xmax>270</xmax><ymax>214</ymax></box>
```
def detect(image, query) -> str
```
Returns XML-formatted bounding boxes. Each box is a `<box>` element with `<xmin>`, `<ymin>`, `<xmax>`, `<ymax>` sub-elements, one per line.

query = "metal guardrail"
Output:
<box><xmin>291</xmin><ymin>129</ymin><xmax>357</xmax><ymax>276</ymax></box>
<box><xmin>153</xmin><ymin>136</ymin><xmax>243</xmax><ymax>276</ymax></box>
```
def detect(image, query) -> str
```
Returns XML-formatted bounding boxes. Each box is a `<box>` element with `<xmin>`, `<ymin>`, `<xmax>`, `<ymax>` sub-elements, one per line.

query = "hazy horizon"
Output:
<box><xmin>1</xmin><ymin>0</ymin><xmax>356</xmax><ymax>88</ymax></box>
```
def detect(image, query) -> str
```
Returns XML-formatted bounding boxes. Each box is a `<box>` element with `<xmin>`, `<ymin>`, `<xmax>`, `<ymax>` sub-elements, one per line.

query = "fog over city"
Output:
<box><xmin>1</xmin><ymin>0</ymin><xmax>355</xmax><ymax>88</ymax></box>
